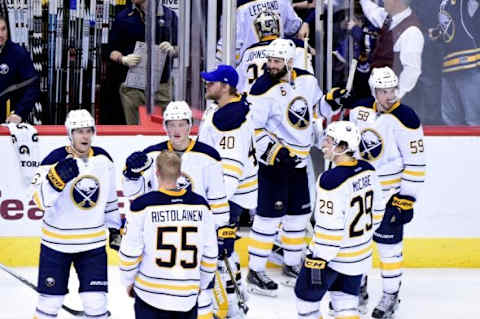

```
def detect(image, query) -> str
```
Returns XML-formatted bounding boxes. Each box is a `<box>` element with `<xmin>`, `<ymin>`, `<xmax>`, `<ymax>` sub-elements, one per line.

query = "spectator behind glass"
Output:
<box><xmin>108</xmin><ymin>0</ymin><xmax>178</xmax><ymax>125</ymax></box>
<box><xmin>217</xmin><ymin>0</ymin><xmax>309</xmax><ymax>66</ymax></box>
<box><xmin>360</xmin><ymin>0</ymin><xmax>424</xmax><ymax>101</ymax></box>
<box><xmin>428</xmin><ymin>0</ymin><xmax>480</xmax><ymax>126</ymax></box>
<box><xmin>0</xmin><ymin>16</ymin><xmax>40</xmax><ymax>124</ymax></box>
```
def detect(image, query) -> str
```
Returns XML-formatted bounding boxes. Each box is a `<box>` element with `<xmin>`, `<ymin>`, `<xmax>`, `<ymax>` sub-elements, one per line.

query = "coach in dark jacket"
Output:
<box><xmin>0</xmin><ymin>16</ymin><xmax>40</xmax><ymax>123</ymax></box>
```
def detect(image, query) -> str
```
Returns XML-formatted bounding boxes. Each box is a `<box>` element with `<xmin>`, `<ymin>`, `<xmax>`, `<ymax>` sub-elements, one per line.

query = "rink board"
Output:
<box><xmin>0</xmin><ymin>126</ymin><xmax>479</xmax><ymax>267</ymax></box>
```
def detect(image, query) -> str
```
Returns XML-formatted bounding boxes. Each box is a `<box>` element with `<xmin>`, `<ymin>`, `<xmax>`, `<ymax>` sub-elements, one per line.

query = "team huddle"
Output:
<box><xmin>29</xmin><ymin>5</ymin><xmax>426</xmax><ymax>319</ymax></box>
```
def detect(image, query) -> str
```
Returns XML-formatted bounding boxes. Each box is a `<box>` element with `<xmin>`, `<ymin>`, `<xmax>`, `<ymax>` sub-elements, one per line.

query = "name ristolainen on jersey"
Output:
<box><xmin>151</xmin><ymin>209</ymin><xmax>204</xmax><ymax>223</ymax></box>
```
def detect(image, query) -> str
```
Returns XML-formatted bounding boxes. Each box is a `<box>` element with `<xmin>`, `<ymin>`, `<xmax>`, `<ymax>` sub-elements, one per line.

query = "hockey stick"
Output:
<box><xmin>222</xmin><ymin>256</ymin><xmax>249</xmax><ymax>315</ymax></box>
<box><xmin>0</xmin><ymin>76</ymin><xmax>38</xmax><ymax>99</ymax></box>
<box><xmin>0</xmin><ymin>263</ymin><xmax>111</xmax><ymax>317</ymax></box>
<box><xmin>345</xmin><ymin>58</ymin><xmax>358</xmax><ymax>97</ymax></box>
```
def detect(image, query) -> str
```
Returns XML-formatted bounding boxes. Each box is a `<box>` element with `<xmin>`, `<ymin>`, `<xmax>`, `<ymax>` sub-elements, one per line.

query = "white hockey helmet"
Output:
<box><xmin>163</xmin><ymin>101</ymin><xmax>193</xmax><ymax>126</ymax></box>
<box><xmin>254</xmin><ymin>11</ymin><xmax>280</xmax><ymax>40</ymax></box>
<box><xmin>266</xmin><ymin>38</ymin><xmax>296</xmax><ymax>65</ymax></box>
<box><xmin>325</xmin><ymin>121</ymin><xmax>361</xmax><ymax>153</ymax></box>
<box><xmin>65</xmin><ymin>109</ymin><xmax>95</xmax><ymax>140</ymax></box>
<box><xmin>368</xmin><ymin>66</ymin><xmax>399</xmax><ymax>97</ymax></box>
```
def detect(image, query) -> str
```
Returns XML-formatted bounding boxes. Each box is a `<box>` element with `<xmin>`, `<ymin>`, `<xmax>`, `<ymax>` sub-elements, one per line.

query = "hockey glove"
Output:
<box><xmin>274</xmin><ymin>147</ymin><xmax>302</xmax><ymax>169</ymax></box>
<box><xmin>325</xmin><ymin>87</ymin><xmax>348</xmax><ymax>111</ymax></box>
<box><xmin>391</xmin><ymin>194</ymin><xmax>415</xmax><ymax>225</ymax></box>
<box><xmin>121</xmin><ymin>54</ymin><xmax>141</xmax><ymax>67</ymax></box>
<box><xmin>109</xmin><ymin>228</ymin><xmax>122</xmax><ymax>251</ymax></box>
<box><xmin>217</xmin><ymin>225</ymin><xmax>237</xmax><ymax>259</ymax></box>
<box><xmin>304</xmin><ymin>253</ymin><xmax>326</xmax><ymax>286</ymax></box>
<box><xmin>123</xmin><ymin>151</ymin><xmax>152</xmax><ymax>180</ymax></box>
<box><xmin>385</xmin><ymin>194</ymin><xmax>415</xmax><ymax>225</ymax></box>
<box><xmin>47</xmin><ymin>158</ymin><xmax>79</xmax><ymax>192</ymax></box>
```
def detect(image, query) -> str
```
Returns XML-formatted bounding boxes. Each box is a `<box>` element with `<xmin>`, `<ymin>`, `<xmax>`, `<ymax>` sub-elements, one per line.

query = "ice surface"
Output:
<box><xmin>1</xmin><ymin>267</ymin><xmax>478</xmax><ymax>318</ymax></box>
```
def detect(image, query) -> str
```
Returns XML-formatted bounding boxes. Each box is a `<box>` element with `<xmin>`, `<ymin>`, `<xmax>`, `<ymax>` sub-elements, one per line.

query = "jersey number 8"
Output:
<box><xmin>156</xmin><ymin>226</ymin><xmax>198</xmax><ymax>269</ymax></box>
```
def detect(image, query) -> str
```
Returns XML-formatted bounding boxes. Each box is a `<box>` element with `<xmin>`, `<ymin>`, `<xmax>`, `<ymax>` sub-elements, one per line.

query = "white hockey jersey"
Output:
<box><xmin>32</xmin><ymin>146</ymin><xmax>121</xmax><ymax>253</ymax></box>
<box><xmin>310</xmin><ymin>160</ymin><xmax>385</xmax><ymax>276</ymax></box>
<box><xmin>319</xmin><ymin>97</ymin><xmax>426</xmax><ymax>199</ymax></box>
<box><xmin>217</xmin><ymin>0</ymin><xmax>303</xmax><ymax>65</ymax></box>
<box><xmin>236</xmin><ymin>37</ymin><xmax>314</xmax><ymax>93</ymax></box>
<box><xmin>122</xmin><ymin>139</ymin><xmax>229</xmax><ymax>229</ymax></box>
<box><xmin>248</xmin><ymin>68</ymin><xmax>322</xmax><ymax>168</ymax></box>
<box><xmin>119</xmin><ymin>188</ymin><xmax>218</xmax><ymax>311</ymax></box>
<box><xmin>198</xmin><ymin>94</ymin><xmax>258</xmax><ymax>209</ymax></box>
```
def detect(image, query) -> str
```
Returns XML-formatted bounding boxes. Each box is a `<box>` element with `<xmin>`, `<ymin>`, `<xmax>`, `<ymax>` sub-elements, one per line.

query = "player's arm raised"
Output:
<box><xmin>122</xmin><ymin>150</ymin><xmax>154</xmax><ymax>199</ymax></box>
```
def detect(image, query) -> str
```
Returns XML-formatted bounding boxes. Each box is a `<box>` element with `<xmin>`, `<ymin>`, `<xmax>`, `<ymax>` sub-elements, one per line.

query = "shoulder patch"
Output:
<box><xmin>212</xmin><ymin>97</ymin><xmax>250</xmax><ymax>131</ymax></box>
<box><xmin>143</xmin><ymin>142</ymin><xmax>168</xmax><ymax>155</ymax></box>
<box><xmin>390</xmin><ymin>104</ymin><xmax>421</xmax><ymax>129</ymax></box>
<box><xmin>319</xmin><ymin>167</ymin><xmax>352</xmax><ymax>190</ymax></box>
<box><xmin>249</xmin><ymin>73</ymin><xmax>279</xmax><ymax>96</ymax></box>
<box><xmin>351</xmin><ymin>97</ymin><xmax>375</xmax><ymax>109</ymax></box>
<box><xmin>244</xmin><ymin>40</ymin><xmax>271</xmax><ymax>52</ymax></box>
<box><xmin>41</xmin><ymin>147</ymin><xmax>69</xmax><ymax>165</ymax></box>
<box><xmin>191</xmin><ymin>141</ymin><xmax>222</xmax><ymax>161</ymax></box>
<box><xmin>184</xmin><ymin>190</ymin><xmax>211</xmax><ymax>210</ymax></box>
<box><xmin>289</xmin><ymin>38</ymin><xmax>307</xmax><ymax>48</ymax></box>
<box><xmin>130</xmin><ymin>191</ymin><xmax>159</xmax><ymax>212</ymax></box>
<box><xmin>320</xmin><ymin>162</ymin><xmax>376</xmax><ymax>190</ymax></box>
<box><xmin>293</xmin><ymin>67</ymin><xmax>313</xmax><ymax>77</ymax></box>
<box><xmin>92</xmin><ymin>146</ymin><xmax>113</xmax><ymax>162</ymax></box>
<box><xmin>237</xmin><ymin>0</ymin><xmax>256</xmax><ymax>8</ymax></box>
<box><xmin>357</xmin><ymin>160</ymin><xmax>376</xmax><ymax>172</ymax></box>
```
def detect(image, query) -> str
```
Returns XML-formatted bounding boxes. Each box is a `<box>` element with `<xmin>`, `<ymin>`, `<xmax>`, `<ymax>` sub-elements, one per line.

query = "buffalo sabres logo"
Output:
<box><xmin>0</xmin><ymin>64</ymin><xmax>9</xmax><ymax>75</ymax></box>
<box><xmin>358</xmin><ymin>128</ymin><xmax>383</xmax><ymax>161</ymax></box>
<box><xmin>176</xmin><ymin>172</ymin><xmax>193</xmax><ymax>191</ymax></box>
<box><xmin>286</xmin><ymin>96</ymin><xmax>310</xmax><ymax>129</ymax></box>
<box><xmin>439</xmin><ymin>0</ymin><xmax>455</xmax><ymax>43</ymax></box>
<box><xmin>71</xmin><ymin>175</ymin><xmax>100</xmax><ymax>209</ymax></box>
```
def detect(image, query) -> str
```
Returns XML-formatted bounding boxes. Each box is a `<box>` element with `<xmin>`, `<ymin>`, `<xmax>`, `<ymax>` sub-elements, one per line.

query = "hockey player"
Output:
<box><xmin>31</xmin><ymin>109</ymin><xmax>122</xmax><ymax>319</ymax></box>
<box><xmin>320</xmin><ymin>67</ymin><xmax>426</xmax><ymax>318</ymax></box>
<box><xmin>236</xmin><ymin>11</ymin><xmax>313</xmax><ymax>93</ymax></box>
<box><xmin>217</xmin><ymin>0</ymin><xmax>308</xmax><ymax>65</ymax></box>
<box><xmin>119</xmin><ymin>150</ymin><xmax>218</xmax><ymax>319</ymax></box>
<box><xmin>295</xmin><ymin>121</ymin><xmax>385</xmax><ymax>319</ymax></box>
<box><xmin>246</xmin><ymin>38</ymin><xmax>322</xmax><ymax>296</ymax></box>
<box><xmin>0</xmin><ymin>16</ymin><xmax>40</xmax><ymax>123</ymax></box>
<box><xmin>199</xmin><ymin>64</ymin><xmax>256</xmax><ymax>318</ymax></box>
<box><xmin>122</xmin><ymin>101</ymin><xmax>233</xmax><ymax>318</ymax></box>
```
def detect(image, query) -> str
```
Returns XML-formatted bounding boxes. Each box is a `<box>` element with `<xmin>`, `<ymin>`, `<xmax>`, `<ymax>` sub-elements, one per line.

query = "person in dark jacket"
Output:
<box><xmin>0</xmin><ymin>16</ymin><xmax>40</xmax><ymax>123</ymax></box>
<box><xmin>108</xmin><ymin>0</ymin><xmax>178</xmax><ymax>125</ymax></box>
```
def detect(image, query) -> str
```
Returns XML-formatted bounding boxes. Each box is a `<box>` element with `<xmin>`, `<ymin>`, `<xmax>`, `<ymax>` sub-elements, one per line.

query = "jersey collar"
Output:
<box><xmin>336</xmin><ymin>159</ymin><xmax>358</xmax><ymax>167</ymax></box>
<box><xmin>280</xmin><ymin>69</ymin><xmax>297</xmax><ymax>83</ymax></box>
<box><xmin>66</xmin><ymin>146</ymin><xmax>94</xmax><ymax>158</ymax></box>
<box><xmin>227</xmin><ymin>94</ymin><xmax>242</xmax><ymax>104</ymax></box>
<box><xmin>159</xmin><ymin>188</ymin><xmax>187</xmax><ymax>196</ymax></box>
<box><xmin>373</xmin><ymin>100</ymin><xmax>401</xmax><ymax>113</ymax></box>
<box><xmin>167</xmin><ymin>138</ymin><xmax>196</xmax><ymax>152</ymax></box>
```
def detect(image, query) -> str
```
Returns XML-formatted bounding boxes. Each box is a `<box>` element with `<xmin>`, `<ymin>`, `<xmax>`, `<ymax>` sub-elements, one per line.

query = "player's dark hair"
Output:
<box><xmin>338</xmin><ymin>141</ymin><xmax>355</xmax><ymax>157</ymax></box>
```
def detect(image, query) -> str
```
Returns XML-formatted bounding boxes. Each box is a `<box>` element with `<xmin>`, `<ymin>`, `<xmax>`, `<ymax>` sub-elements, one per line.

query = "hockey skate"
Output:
<box><xmin>358</xmin><ymin>276</ymin><xmax>369</xmax><ymax>314</ymax></box>
<box><xmin>371</xmin><ymin>291</ymin><xmax>400</xmax><ymax>319</ymax></box>
<box><xmin>281</xmin><ymin>264</ymin><xmax>300</xmax><ymax>287</ymax></box>
<box><xmin>246</xmin><ymin>269</ymin><xmax>278</xmax><ymax>297</ymax></box>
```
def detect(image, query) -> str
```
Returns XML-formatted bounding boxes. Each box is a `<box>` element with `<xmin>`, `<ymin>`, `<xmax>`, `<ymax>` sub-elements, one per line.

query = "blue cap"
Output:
<box><xmin>201</xmin><ymin>64</ymin><xmax>239</xmax><ymax>88</ymax></box>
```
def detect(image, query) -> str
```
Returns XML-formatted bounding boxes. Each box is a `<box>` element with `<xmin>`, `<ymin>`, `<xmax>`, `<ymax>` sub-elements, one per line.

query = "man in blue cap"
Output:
<box><xmin>198</xmin><ymin>64</ymin><xmax>257</xmax><ymax>319</ymax></box>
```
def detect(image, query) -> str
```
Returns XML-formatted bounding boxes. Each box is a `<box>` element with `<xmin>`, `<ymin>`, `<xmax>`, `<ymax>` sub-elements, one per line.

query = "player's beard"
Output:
<box><xmin>268</xmin><ymin>65</ymin><xmax>288</xmax><ymax>80</ymax></box>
